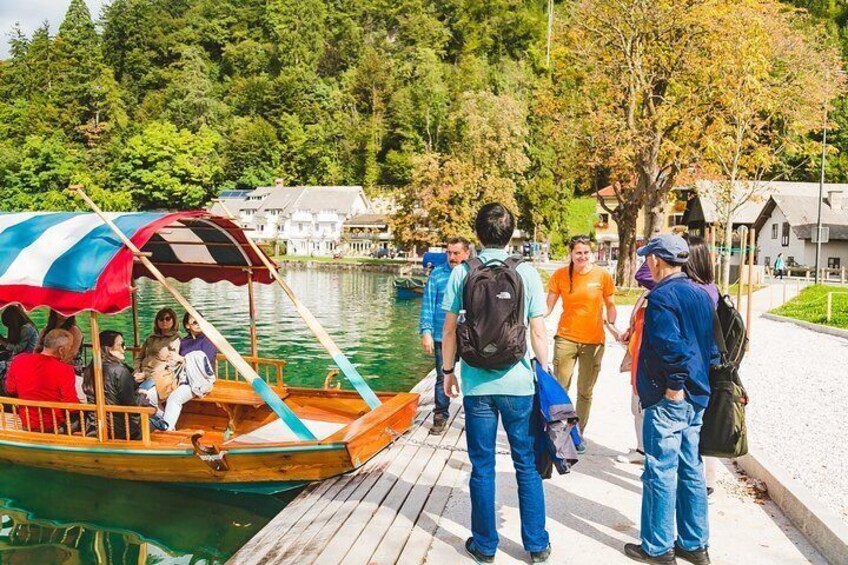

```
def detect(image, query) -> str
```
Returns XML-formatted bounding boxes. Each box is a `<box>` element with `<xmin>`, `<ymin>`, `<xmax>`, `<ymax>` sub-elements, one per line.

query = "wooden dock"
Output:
<box><xmin>229</xmin><ymin>374</ymin><xmax>467</xmax><ymax>565</ymax></box>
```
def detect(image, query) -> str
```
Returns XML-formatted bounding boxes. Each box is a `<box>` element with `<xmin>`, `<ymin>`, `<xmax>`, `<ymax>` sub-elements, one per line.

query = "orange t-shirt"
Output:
<box><xmin>548</xmin><ymin>265</ymin><xmax>616</xmax><ymax>344</ymax></box>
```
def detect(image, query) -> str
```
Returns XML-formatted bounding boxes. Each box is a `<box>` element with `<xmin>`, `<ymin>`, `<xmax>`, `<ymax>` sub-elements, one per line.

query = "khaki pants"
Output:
<box><xmin>553</xmin><ymin>337</ymin><xmax>605</xmax><ymax>432</ymax></box>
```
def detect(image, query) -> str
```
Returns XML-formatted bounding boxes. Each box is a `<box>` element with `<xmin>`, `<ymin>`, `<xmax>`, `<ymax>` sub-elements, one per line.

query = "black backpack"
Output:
<box><xmin>716</xmin><ymin>294</ymin><xmax>747</xmax><ymax>369</ymax></box>
<box><xmin>700</xmin><ymin>295</ymin><xmax>749</xmax><ymax>458</ymax></box>
<box><xmin>457</xmin><ymin>256</ymin><xmax>527</xmax><ymax>370</ymax></box>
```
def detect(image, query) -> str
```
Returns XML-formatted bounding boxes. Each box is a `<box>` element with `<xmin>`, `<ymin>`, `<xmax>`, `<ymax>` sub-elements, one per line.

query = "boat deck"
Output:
<box><xmin>228</xmin><ymin>375</ymin><xmax>463</xmax><ymax>565</ymax></box>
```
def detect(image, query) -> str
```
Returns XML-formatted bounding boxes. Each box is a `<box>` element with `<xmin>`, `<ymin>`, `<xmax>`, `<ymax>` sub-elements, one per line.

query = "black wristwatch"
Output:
<box><xmin>443</xmin><ymin>366</ymin><xmax>455</xmax><ymax>375</ymax></box>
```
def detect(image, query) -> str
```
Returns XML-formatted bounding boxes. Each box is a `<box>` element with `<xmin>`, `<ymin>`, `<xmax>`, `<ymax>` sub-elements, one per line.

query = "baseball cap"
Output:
<box><xmin>636</xmin><ymin>233</ymin><xmax>690</xmax><ymax>265</ymax></box>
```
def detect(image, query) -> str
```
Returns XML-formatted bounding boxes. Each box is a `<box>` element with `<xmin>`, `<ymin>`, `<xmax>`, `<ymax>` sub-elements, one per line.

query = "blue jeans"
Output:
<box><xmin>641</xmin><ymin>398</ymin><xmax>709</xmax><ymax>556</ymax></box>
<box><xmin>433</xmin><ymin>342</ymin><xmax>450</xmax><ymax>419</ymax></box>
<box><xmin>464</xmin><ymin>395</ymin><xmax>549</xmax><ymax>555</ymax></box>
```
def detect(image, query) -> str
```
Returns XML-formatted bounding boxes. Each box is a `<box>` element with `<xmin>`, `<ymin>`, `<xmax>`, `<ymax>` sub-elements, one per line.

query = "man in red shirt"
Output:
<box><xmin>5</xmin><ymin>328</ymin><xmax>78</xmax><ymax>433</ymax></box>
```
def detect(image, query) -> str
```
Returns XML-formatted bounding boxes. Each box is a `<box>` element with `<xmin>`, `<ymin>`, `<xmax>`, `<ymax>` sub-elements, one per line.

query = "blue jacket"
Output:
<box><xmin>534</xmin><ymin>363</ymin><xmax>581</xmax><ymax>477</ymax></box>
<box><xmin>636</xmin><ymin>273</ymin><xmax>718</xmax><ymax>410</ymax></box>
<box><xmin>419</xmin><ymin>263</ymin><xmax>452</xmax><ymax>342</ymax></box>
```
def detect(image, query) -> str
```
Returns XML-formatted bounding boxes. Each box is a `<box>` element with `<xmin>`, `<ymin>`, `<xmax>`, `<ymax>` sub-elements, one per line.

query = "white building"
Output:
<box><xmin>753</xmin><ymin>189</ymin><xmax>848</xmax><ymax>271</ymax></box>
<box><xmin>210</xmin><ymin>183</ymin><xmax>379</xmax><ymax>256</ymax></box>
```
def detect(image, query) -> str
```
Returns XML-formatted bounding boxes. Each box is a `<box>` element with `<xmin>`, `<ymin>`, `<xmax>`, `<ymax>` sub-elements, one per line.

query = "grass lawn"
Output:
<box><xmin>771</xmin><ymin>284</ymin><xmax>848</xmax><ymax>329</ymax></box>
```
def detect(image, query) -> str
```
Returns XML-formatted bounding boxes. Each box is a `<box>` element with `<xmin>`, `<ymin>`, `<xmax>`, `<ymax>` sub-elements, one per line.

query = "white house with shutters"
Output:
<box><xmin>210</xmin><ymin>183</ymin><xmax>390</xmax><ymax>256</ymax></box>
<box><xmin>753</xmin><ymin>188</ymin><xmax>848</xmax><ymax>271</ymax></box>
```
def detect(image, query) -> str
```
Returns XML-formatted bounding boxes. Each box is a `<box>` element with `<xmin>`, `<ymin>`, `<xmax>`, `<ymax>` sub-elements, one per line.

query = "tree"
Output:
<box><xmin>695</xmin><ymin>2</ymin><xmax>844</xmax><ymax>290</ymax></box>
<box><xmin>113</xmin><ymin>121</ymin><xmax>222</xmax><ymax>209</ymax></box>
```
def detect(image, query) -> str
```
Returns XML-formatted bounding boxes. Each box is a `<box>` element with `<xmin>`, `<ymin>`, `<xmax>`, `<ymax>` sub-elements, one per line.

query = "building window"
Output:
<box><xmin>788</xmin><ymin>256</ymin><xmax>794</xmax><ymax>266</ymax></box>
<box><xmin>764</xmin><ymin>256</ymin><xmax>771</xmax><ymax>268</ymax></box>
<box><xmin>771</xmin><ymin>223</ymin><xmax>778</xmax><ymax>239</ymax></box>
<box><xmin>667</xmin><ymin>214</ymin><xmax>684</xmax><ymax>228</ymax></box>
<box><xmin>828</xmin><ymin>257</ymin><xmax>841</xmax><ymax>269</ymax></box>
<box><xmin>781</xmin><ymin>222</ymin><xmax>790</xmax><ymax>246</ymax></box>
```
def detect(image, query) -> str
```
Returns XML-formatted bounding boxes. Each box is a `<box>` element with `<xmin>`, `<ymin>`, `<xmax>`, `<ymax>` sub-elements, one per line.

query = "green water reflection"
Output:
<box><xmin>3</xmin><ymin>268</ymin><xmax>432</xmax><ymax>563</ymax></box>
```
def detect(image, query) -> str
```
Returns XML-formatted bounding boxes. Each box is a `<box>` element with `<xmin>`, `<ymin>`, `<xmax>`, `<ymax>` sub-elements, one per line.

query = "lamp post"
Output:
<box><xmin>815</xmin><ymin>106</ymin><xmax>828</xmax><ymax>284</ymax></box>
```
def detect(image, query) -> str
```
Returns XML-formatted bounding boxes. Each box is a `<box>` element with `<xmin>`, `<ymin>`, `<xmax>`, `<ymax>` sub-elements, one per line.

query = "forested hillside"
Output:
<box><xmin>0</xmin><ymin>0</ymin><xmax>845</xmax><ymax>255</ymax></box>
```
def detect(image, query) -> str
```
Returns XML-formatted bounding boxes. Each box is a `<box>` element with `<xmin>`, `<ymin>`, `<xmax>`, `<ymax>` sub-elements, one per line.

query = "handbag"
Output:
<box><xmin>152</xmin><ymin>367</ymin><xmax>179</xmax><ymax>401</ymax></box>
<box><xmin>700</xmin><ymin>312</ymin><xmax>749</xmax><ymax>458</ymax></box>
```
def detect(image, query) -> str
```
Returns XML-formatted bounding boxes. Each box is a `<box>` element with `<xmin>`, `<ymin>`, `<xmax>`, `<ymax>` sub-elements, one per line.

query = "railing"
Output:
<box><xmin>83</xmin><ymin>346</ymin><xmax>286</xmax><ymax>390</ymax></box>
<box><xmin>215</xmin><ymin>354</ymin><xmax>287</xmax><ymax>392</ymax></box>
<box><xmin>0</xmin><ymin>397</ymin><xmax>156</xmax><ymax>444</ymax></box>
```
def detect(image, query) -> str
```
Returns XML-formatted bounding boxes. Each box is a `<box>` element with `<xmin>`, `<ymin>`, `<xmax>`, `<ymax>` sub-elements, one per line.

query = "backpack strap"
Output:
<box><xmin>503</xmin><ymin>255</ymin><xmax>525</xmax><ymax>270</ymax></box>
<box><xmin>712</xmin><ymin>310</ymin><xmax>729</xmax><ymax>362</ymax></box>
<box><xmin>464</xmin><ymin>257</ymin><xmax>484</xmax><ymax>273</ymax></box>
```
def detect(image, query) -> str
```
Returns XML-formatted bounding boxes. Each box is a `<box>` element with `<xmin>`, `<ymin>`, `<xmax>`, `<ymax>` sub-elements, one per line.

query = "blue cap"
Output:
<box><xmin>636</xmin><ymin>234</ymin><xmax>690</xmax><ymax>265</ymax></box>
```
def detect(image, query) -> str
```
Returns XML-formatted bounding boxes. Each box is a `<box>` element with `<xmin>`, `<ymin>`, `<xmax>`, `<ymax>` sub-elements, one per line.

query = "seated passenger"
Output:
<box><xmin>0</xmin><ymin>306</ymin><xmax>39</xmax><ymax>394</ymax></box>
<box><xmin>134</xmin><ymin>308</ymin><xmax>182</xmax><ymax>403</ymax></box>
<box><xmin>35</xmin><ymin>310</ymin><xmax>85</xmax><ymax>401</ymax></box>
<box><xmin>5</xmin><ymin>329</ymin><xmax>78</xmax><ymax>433</ymax></box>
<box><xmin>83</xmin><ymin>331</ymin><xmax>154</xmax><ymax>440</ymax></box>
<box><xmin>162</xmin><ymin>313</ymin><xmax>218</xmax><ymax>430</ymax></box>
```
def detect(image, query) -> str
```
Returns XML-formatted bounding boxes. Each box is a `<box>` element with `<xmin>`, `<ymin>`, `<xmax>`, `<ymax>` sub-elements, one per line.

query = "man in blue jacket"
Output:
<box><xmin>625</xmin><ymin>234</ymin><xmax>718</xmax><ymax>565</ymax></box>
<box><xmin>419</xmin><ymin>237</ymin><xmax>470</xmax><ymax>434</ymax></box>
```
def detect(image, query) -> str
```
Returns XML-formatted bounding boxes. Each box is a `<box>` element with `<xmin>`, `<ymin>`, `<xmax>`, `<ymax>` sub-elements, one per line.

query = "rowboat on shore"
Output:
<box><xmin>0</xmin><ymin>206</ymin><xmax>418</xmax><ymax>494</ymax></box>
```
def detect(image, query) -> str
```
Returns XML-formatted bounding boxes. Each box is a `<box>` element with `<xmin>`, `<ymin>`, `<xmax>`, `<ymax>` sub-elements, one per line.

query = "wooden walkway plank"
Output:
<box><xmin>311</xmin><ymin>403</ymin><xmax>462</xmax><ymax>564</ymax></box>
<box><xmin>395</xmin><ymin>441</ymin><xmax>469</xmax><ymax>564</ymax></box>
<box><xmin>230</xmin><ymin>392</ymin><xmax>434</xmax><ymax>565</ymax></box>
<box><xmin>368</xmin><ymin>410</ymin><xmax>466</xmax><ymax>564</ymax></box>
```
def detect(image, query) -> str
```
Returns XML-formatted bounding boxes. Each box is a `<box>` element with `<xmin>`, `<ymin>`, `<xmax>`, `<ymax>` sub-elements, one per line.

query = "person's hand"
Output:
<box><xmin>133</xmin><ymin>372</ymin><xmax>146</xmax><ymax>383</ymax></box>
<box><xmin>664</xmin><ymin>388</ymin><xmax>685</xmax><ymax>402</ymax></box>
<box><xmin>444</xmin><ymin>372</ymin><xmax>460</xmax><ymax>398</ymax></box>
<box><xmin>421</xmin><ymin>333</ymin><xmax>435</xmax><ymax>354</ymax></box>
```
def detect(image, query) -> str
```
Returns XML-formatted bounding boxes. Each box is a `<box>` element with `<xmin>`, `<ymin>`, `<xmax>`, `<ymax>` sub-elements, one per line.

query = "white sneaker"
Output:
<box><xmin>616</xmin><ymin>449</ymin><xmax>645</xmax><ymax>464</ymax></box>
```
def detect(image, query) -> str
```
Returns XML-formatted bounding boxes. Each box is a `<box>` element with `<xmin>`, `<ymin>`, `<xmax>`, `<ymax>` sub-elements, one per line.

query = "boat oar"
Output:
<box><xmin>214</xmin><ymin>199</ymin><xmax>382</xmax><ymax>410</ymax></box>
<box><xmin>71</xmin><ymin>186</ymin><xmax>317</xmax><ymax>441</ymax></box>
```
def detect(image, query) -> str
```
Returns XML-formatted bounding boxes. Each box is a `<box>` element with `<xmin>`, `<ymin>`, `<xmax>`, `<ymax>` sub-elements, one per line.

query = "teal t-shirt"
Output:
<box><xmin>441</xmin><ymin>248</ymin><xmax>546</xmax><ymax>397</ymax></box>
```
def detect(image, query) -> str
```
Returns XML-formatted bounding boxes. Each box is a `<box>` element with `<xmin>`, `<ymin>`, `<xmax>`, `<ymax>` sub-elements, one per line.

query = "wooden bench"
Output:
<box><xmin>192</xmin><ymin>380</ymin><xmax>284</xmax><ymax>432</ymax></box>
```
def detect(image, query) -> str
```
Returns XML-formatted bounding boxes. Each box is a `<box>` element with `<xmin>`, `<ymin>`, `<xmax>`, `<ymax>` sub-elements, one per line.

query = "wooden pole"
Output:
<box><xmin>708</xmin><ymin>227</ymin><xmax>718</xmax><ymax>285</ymax></box>
<box><xmin>736</xmin><ymin>227</ymin><xmax>746</xmax><ymax>308</ymax></box>
<box><xmin>247</xmin><ymin>269</ymin><xmax>259</xmax><ymax>369</ymax></box>
<box><xmin>745</xmin><ymin>228</ymin><xmax>755</xmax><ymax>348</ymax></box>
<box><xmin>131</xmin><ymin>286</ymin><xmax>140</xmax><ymax>348</ymax></box>
<box><xmin>89</xmin><ymin>312</ymin><xmax>107</xmax><ymax>442</ymax></box>
<box><xmin>827</xmin><ymin>292</ymin><xmax>833</xmax><ymax>322</ymax></box>
<box><xmin>71</xmin><ymin>186</ymin><xmax>317</xmax><ymax>441</ymax></box>
<box><xmin>214</xmin><ymin>199</ymin><xmax>382</xmax><ymax>409</ymax></box>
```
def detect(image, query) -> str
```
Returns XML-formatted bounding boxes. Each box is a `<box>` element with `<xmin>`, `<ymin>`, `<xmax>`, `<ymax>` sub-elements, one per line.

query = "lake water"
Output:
<box><xmin>1</xmin><ymin>267</ymin><xmax>432</xmax><ymax>564</ymax></box>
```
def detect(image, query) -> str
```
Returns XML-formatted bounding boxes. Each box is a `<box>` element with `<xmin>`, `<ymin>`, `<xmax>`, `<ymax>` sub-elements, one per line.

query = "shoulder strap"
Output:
<box><xmin>503</xmin><ymin>255</ymin><xmax>524</xmax><ymax>270</ymax></box>
<box><xmin>712</xmin><ymin>310</ymin><xmax>728</xmax><ymax>356</ymax></box>
<box><xmin>464</xmin><ymin>257</ymin><xmax>484</xmax><ymax>273</ymax></box>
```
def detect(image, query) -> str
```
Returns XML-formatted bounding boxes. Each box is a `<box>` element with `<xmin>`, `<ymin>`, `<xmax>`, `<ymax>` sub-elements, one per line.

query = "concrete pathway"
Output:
<box><xmin>423</xmin><ymin>304</ymin><xmax>826</xmax><ymax>564</ymax></box>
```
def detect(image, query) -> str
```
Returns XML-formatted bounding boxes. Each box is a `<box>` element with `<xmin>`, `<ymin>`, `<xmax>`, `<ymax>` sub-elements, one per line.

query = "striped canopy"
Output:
<box><xmin>0</xmin><ymin>211</ymin><xmax>274</xmax><ymax>315</ymax></box>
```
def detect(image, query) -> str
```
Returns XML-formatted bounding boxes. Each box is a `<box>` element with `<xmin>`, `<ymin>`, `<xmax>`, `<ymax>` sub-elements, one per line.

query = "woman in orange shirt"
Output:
<box><xmin>546</xmin><ymin>236</ymin><xmax>617</xmax><ymax>443</ymax></box>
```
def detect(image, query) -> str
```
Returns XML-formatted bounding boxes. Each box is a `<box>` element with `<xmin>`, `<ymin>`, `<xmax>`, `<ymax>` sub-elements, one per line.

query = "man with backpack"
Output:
<box><xmin>624</xmin><ymin>234</ymin><xmax>718</xmax><ymax>565</ymax></box>
<box><xmin>441</xmin><ymin>203</ymin><xmax>551</xmax><ymax>564</ymax></box>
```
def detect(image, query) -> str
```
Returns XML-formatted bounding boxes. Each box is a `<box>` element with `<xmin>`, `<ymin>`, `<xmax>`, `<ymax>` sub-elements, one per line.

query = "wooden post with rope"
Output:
<box><xmin>70</xmin><ymin>186</ymin><xmax>317</xmax><ymax>441</ymax></box>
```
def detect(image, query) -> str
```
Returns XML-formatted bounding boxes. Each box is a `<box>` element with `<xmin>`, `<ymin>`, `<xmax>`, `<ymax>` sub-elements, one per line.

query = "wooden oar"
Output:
<box><xmin>71</xmin><ymin>186</ymin><xmax>317</xmax><ymax>441</ymax></box>
<box><xmin>214</xmin><ymin>199</ymin><xmax>382</xmax><ymax>409</ymax></box>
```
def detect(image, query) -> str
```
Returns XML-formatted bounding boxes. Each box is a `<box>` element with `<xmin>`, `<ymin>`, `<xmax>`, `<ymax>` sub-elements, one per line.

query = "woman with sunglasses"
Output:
<box><xmin>134</xmin><ymin>308</ymin><xmax>183</xmax><ymax>401</ymax></box>
<box><xmin>161</xmin><ymin>313</ymin><xmax>219</xmax><ymax>430</ymax></box>
<box><xmin>546</xmin><ymin>236</ymin><xmax>617</xmax><ymax>447</ymax></box>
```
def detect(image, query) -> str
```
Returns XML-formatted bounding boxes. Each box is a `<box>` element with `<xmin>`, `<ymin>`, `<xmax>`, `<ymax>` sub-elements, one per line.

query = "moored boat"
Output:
<box><xmin>0</xmin><ymin>207</ymin><xmax>418</xmax><ymax>493</ymax></box>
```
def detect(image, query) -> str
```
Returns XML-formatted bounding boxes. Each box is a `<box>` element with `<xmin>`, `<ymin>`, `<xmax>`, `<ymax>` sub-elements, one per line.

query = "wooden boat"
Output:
<box><xmin>0</xmin><ymin>206</ymin><xmax>418</xmax><ymax>493</ymax></box>
<box><xmin>392</xmin><ymin>276</ymin><xmax>426</xmax><ymax>299</ymax></box>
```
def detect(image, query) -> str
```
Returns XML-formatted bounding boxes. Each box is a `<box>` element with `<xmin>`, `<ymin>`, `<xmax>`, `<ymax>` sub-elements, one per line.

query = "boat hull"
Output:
<box><xmin>0</xmin><ymin>390</ymin><xmax>419</xmax><ymax>490</ymax></box>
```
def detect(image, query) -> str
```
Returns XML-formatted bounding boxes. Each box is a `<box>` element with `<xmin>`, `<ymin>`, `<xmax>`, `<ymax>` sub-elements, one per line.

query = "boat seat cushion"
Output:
<box><xmin>223</xmin><ymin>418</ymin><xmax>345</xmax><ymax>445</ymax></box>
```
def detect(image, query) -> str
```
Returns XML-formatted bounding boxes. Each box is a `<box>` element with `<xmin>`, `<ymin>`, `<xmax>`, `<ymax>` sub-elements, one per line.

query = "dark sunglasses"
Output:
<box><xmin>158</xmin><ymin>315</ymin><xmax>173</xmax><ymax>321</ymax></box>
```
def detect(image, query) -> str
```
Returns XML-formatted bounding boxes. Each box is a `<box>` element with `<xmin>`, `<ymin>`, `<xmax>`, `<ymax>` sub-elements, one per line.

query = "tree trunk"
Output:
<box><xmin>614</xmin><ymin>206</ymin><xmax>639</xmax><ymax>287</ymax></box>
<box><xmin>643</xmin><ymin>190</ymin><xmax>666</xmax><ymax>239</ymax></box>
